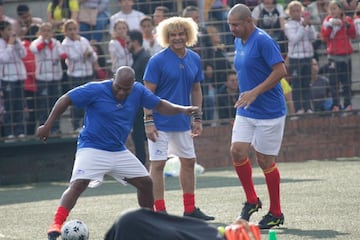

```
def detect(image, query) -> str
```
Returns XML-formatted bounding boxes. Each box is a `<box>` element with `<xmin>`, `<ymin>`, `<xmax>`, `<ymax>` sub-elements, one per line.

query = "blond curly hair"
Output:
<box><xmin>156</xmin><ymin>16</ymin><xmax>198</xmax><ymax>48</ymax></box>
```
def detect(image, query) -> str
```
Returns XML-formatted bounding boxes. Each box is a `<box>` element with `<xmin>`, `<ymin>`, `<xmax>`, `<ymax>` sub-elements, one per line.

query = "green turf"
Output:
<box><xmin>0</xmin><ymin>158</ymin><xmax>359</xmax><ymax>239</ymax></box>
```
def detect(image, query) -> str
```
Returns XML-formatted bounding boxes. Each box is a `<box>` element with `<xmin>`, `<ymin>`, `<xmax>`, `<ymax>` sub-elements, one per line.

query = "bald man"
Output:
<box><xmin>37</xmin><ymin>66</ymin><xmax>200</xmax><ymax>240</ymax></box>
<box><xmin>227</xmin><ymin>4</ymin><xmax>287</xmax><ymax>229</ymax></box>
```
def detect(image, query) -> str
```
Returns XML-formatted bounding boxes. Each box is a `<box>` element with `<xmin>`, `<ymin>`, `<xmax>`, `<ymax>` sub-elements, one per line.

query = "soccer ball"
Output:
<box><xmin>61</xmin><ymin>219</ymin><xmax>89</xmax><ymax>240</ymax></box>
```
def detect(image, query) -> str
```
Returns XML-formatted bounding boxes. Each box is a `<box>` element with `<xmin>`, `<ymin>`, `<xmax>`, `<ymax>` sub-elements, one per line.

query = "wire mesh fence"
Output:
<box><xmin>1</xmin><ymin>0</ymin><xmax>360</xmax><ymax>141</ymax></box>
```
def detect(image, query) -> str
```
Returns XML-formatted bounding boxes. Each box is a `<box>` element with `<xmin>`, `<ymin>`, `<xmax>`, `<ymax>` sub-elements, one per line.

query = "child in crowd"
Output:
<box><xmin>108</xmin><ymin>19</ymin><xmax>133</xmax><ymax>74</ymax></box>
<box><xmin>140</xmin><ymin>16</ymin><xmax>162</xmax><ymax>56</ymax></box>
<box><xmin>284</xmin><ymin>0</ymin><xmax>317</xmax><ymax>114</ymax></box>
<box><xmin>30</xmin><ymin>22</ymin><xmax>66</xmax><ymax>135</ymax></box>
<box><xmin>22</xmin><ymin>24</ymin><xmax>39</xmax><ymax>136</ymax></box>
<box><xmin>90</xmin><ymin>40</ymin><xmax>108</xmax><ymax>81</ymax></box>
<box><xmin>321</xmin><ymin>0</ymin><xmax>356</xmax><ymax>112</ymax></box>
<box><xmin>61</xmin><ymin>19</ymin><xmax>97</xmax><ymax>132</ymax></box>
<box><xmin>0</xmin><ymin>20</ymin><xmax>27</xmax><ymax>139</ymax></box>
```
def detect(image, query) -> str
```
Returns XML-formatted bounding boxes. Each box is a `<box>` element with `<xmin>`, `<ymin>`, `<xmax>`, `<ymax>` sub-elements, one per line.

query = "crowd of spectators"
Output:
<box><xmin>0</xmin><ymin>0</ymin><xmax>359</xmax><ymax>141</ymax></box>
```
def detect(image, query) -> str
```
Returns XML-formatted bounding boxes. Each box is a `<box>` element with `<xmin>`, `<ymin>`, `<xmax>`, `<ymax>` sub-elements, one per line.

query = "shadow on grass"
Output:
<box><xmin>0</xmin><ymin>172</ymin><xmax>320</xmax><ymax>206</ymax></box>
<box><xmin>276</xmin><ymin>228</ymin><xmax>350</xmax><ymax>239</ymax></box>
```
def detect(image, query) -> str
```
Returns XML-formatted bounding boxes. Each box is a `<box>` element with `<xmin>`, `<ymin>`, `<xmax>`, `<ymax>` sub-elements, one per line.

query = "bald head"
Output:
<box><xmin>113</xmin><ymin>66</ymin><xmax>135</xmax><ymax>101</ymax></box>
<box><xmin>227</xmin><ymin>4</ymin><xmax>255</xmax><ymax>41</ymax></box>
<box><xmin>228</xmin><ymin>4</ymin><xmax>252</xmax><ymax>21</ymax></box>
<box><xmin>115</xmin><ymin>66</ymin><xmax>135</xmax><ymax>85</ymax></box>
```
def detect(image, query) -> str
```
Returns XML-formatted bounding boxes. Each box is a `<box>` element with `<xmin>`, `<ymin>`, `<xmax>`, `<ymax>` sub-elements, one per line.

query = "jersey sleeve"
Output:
<box><xmin>259</xmin><ymin>34</ymin><xmax>284</xmax><ymax>68</ymax></box>
<box><xmin>68</xmin><ymin>82</ymin><xmax>97</xmax><ymax>109</ymax></box>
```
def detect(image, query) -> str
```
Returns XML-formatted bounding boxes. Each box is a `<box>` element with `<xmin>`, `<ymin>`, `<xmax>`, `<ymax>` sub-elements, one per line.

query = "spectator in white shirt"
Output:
<box><xmin>140</xmin><ymin>16</ymin><xmax>162</xmax><ymax>56</ymax></box>
<box><xmin>0</xmin><ymin>20</ymin><xmax>26</xmax><ymax>139</ymax></box>
<box><xmin>30</xmin><ymin>22</ymin><xmax>66</xmax><ymax>134</ymax></box>
<box><xmin>61</xmin><ymin>19</ymin><xmax>97</xmax><ymax>132</ymax></box>
<box><xmin>109</xmin><ymin>0</ymin><xmax>145</xmax><ymax>34</ymax></box>
<box><xmin>108</xmin><ymin>19</ymin><xmax>133</xmax><ymax>74</ymax></box>
<box><xmin>284</xmin><ymin>0</ymin><xmax>317</xmax><ymax>114</ymax></box>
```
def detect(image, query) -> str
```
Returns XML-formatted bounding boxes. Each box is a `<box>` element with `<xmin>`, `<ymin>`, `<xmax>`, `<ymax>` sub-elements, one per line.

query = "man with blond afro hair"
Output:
<box><xmin>143</xmin><ymin>16</ymin><xmax>214</xmax><ymax>220</ymax></box>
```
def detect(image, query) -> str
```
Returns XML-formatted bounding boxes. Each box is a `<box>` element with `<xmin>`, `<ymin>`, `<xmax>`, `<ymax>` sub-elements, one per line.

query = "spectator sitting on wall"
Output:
<box><xmin>217</xmin><ymin>70</ymin><xmax>239</xmax><ymax>124</ymax></box>
<box><xmin>311</xmin><ymin>58</ymin><xmax>332</xmax><ymax>112</ymax></box>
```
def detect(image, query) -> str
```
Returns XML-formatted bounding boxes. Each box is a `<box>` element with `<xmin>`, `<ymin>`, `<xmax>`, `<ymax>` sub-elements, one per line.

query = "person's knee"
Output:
<box><xmin>69</xmin><ymin>179</ymin><xmax>89</xmax><ymax>193</ymax></box>
<box><xmin>150</xmin><ymin>161</ymin><xmax>166</xmax><ymax>172</ymax></box>
<box><xmin>140</xmin><ymin>176</ymin><xmax>153</xmax><ymax>189</ymax></box>
<box><xmin>179</xmin><ymin>158</ymin><xmax>195</xmax><ymax>169</ymax></box>
<box><xmin>129</xmin><ymin>176</ymin><xmax>153</xmax><ymax>190</ymax></box>
<box><xmin>230</xmin><ymin>144</ymin><xmax>248</xmax><ymax>161</ymax></box>
<box><xmin>256</xmin><ymin>156</ymin><xmax>276</xmax><ymax>169</ymax></box>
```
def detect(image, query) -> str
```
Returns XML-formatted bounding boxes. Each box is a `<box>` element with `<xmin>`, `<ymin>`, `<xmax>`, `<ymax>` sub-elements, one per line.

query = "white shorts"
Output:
<box><xmin>231</xmin><ymin>115</ymin><xmax>286</xmax><ymax>155</ymax></box>
<box><xmin>70</xmin><ymin>148</ymin><xmax>149</xmax><ymax>188</ymax></box>
<box><xmin>148</xmin><ymin>131</ymin><xmax>196</xmax><ymax>161</ymax></box>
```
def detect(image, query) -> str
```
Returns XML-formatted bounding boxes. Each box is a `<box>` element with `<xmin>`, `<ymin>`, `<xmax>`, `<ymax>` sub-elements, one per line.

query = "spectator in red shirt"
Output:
<box><xmin>321</xmin><ymin>0</ymin><xmax>356</xmax><ymax>112</ymax></box>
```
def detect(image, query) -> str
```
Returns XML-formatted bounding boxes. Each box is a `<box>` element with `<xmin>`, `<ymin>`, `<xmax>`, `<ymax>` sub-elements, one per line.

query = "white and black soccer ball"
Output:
<box><xmin>61</xmin><ymin>219</ymin><xmax>89</xmax><ymax>240</ymax></box>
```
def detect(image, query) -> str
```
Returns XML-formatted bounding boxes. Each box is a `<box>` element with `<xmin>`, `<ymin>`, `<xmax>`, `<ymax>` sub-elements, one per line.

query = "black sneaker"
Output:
<box><xmin>258</xmin><ymin>212</ymin><xmax>284</xmax><ymax>229</ymax></box>
<box><xmin>47</xmin><ymin>223</ymin><xmax>61</xmax><ymax>240</ymax></box>
<box><xmin>238</xmin><ymin>198</ymin><xmax>262</xmax><ymax>221</ymax></box>
<box><xmin>48</xmin><ymin>232</ymin><xmax>60</xmax><ymax>240</ymax></box>
<box><xmin>184</xmin><ymin>207</ymin><xmax>215</xmax><ymax>221</ymax></box>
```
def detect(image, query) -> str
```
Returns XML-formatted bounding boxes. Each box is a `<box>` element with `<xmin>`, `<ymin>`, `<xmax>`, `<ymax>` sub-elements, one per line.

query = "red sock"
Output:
<box><xmin>264</xmin><ymin>163</ymin><xmax>282</xmax><ymax>217</ymax></box>
<box><xmin>154</xmin><ymin>199</ymin><xmax>166</xmax><ymax>212</ymax></box>
<box><xmin>53</xmin><ymin>206</ymin><xmax>70</xmax><ymax>226</ymax></box>
<box><xmin>183</xmin><ymin>193</ymin><xmax>195</xmax><ymax>213</ymax></box>
<box><xmin>233</xmin><ymin>158</ymin><xmax>258</xmax><ymax>203</ymax></box>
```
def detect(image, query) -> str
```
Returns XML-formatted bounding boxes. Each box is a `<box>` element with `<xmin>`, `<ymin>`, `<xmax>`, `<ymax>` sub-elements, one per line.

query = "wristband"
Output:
<box><xmin>144</xmin><ymin>114</ymin><xmax>153</xmax><ymax>121</ymax></box>
<box><xmin>192</xmin><ymin>112</ymin><xmax>203</xmax><ymax>121</ymax></box>
<box><xmin>144</xmin><ymin>120</ymin><xmax>155</xmax><ymax>127</ymax></box>
<box><xmin>193</xmin><ymin>118</ymin><xmax>202</xmax><ymax>123</ymax></box>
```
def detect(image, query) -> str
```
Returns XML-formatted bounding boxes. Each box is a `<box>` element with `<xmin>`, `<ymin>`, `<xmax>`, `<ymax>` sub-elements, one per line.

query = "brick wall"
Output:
<box><xmin>193</xmin><ymin>114</ymin><xmax>360</xmax><ymax>168</ymax></box>
<box><xmin>1</xmin><ymin>114</ymin><xmax>359</xmax><ymax>185</ymax></box>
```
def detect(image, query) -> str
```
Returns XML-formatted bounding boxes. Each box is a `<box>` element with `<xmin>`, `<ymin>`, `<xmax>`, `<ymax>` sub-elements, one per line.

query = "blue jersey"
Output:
<box><xmin>143</xmin><ymin>48</ymin><xmax>203</xmax><ymax>131</ymax></box>
<box><xmin>233</xmin><ymin>28</ymin><xmax>286</xmax><ymax>119</ymax></box>
<box><xmin>68</xmin><ymin>80</ymin><xmax>160</xmax><ymax>151</ymax></box>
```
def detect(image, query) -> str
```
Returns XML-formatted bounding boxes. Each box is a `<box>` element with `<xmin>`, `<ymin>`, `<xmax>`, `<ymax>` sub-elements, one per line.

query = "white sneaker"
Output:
<box><xmin>17</xmin><ymin>134</ymin><xmax>26</xmax><ymax>141</ymax></box>
<box><xmin>4</xmin><ymin>135</ymin><xmax>16</xmax><ymax>143</ymax></box>
<box><xmin>296</xmin><ymin>109</ymin><xmax>304</xmax><ymax>114</ymax></box>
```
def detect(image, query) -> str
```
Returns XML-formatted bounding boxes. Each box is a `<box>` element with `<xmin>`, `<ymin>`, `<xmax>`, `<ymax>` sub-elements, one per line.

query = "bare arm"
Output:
<box><xmin>254</xmin><ymin>62</ymin><xmax>287</xmax><ymax>94</ymax></box>
<box><xmin>36</xmin><ymin>94</ymin><xmax>73</xmax><ymax>141</ymax></box>
<box><xmin>191</xmin><ymin>82</ymin><xmax>203</xmax><ymax>110</ymax></box>
<box><xmin>154</xmin><ymin>99</ymin><xmax>199</xmax><ymax>116</ymax></box>
<box><xmin>190</xmin><ymin>82</ymin><xmax>203</xmax><ymax>137</ymax></box>
<box><xmin>143</xmin><ymin>81</ymin><xmax>201</xmax><ymax>141</ymax></box>
<box><xmin>143</xmin><ymin>81</ymin><xmax>157</xmax><ymax>117</ymax></box>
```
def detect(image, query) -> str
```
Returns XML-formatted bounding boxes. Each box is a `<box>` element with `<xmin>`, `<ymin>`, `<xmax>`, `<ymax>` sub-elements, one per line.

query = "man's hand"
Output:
<box><xmin>183</xmin><ymin>106</ymin><xmax>199</xmax><ymax>116</ymax></box>
<box><xmin>235</xmin><ymin>91</ymin><xmax>257</xmax><ymax>110</ymax></box>
<box><xmin>145</xmin><ymin>124</ymin><xmax>158</xmax><ymax>142</ymax></box>
<box><xmin>36</xmin><ymin>125</ymin><xmax>51</xmax><ymax>142</ymax></box>
<box><xmin>191</xmin><ymin>121</ymin><xmax>202</xmax><ymax>137</ymax></box>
